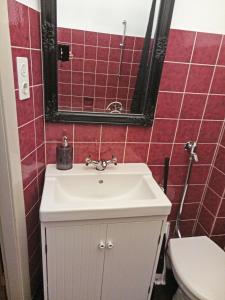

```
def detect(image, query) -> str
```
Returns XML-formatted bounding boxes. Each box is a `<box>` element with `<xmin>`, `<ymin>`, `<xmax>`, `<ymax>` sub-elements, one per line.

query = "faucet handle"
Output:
<box><xmin>107</xmin><ymin>155</ymin><xmax>117</xmax><ymax>165</ymax></box>
<box><xmin>85</xmin><ymin>155</ymin><xmax>92</xmax><ymax>166</ymax></box>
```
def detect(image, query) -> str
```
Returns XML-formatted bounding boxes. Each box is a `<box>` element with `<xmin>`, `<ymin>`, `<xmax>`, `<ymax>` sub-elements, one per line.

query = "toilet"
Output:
<box><xmin>168</xmin><ymin>236</ymin><xmax>225</xmax><ymax>300</ymax></box>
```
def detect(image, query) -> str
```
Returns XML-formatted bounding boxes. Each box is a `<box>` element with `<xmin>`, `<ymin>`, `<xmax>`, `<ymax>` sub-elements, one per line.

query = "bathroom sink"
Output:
<box><xmin>40</xmin><ymin>163</ymin><xmax>171</xmax><ymax>221</ymax></box>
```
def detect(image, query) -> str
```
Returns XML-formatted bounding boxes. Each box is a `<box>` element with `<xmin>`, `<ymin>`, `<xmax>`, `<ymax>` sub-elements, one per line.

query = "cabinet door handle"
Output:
<box><xmin>106</xmin><ymin>241</ymin><xmax>114</xmax><ymax>249</ymax></box>
<box><xmin>98</xmin><ymin>241</ymin><xmax>106</xmax><ymax>249</ymax></box>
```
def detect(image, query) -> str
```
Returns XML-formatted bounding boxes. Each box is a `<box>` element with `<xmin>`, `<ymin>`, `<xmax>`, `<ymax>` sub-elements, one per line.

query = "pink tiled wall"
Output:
<box><xmin>6</xmin><ymin>0</ymin><xmax>225</xmax><ymax>297</ymax></box>
<box><xmin>7</xmin><ymin>0</ymin><xmax>45</xmax><ymax>297</ymax></box>
<box><xmin>47</xmin><ymin>30</ymin><xmax>225</xmax><ymax>241</ymax></box>
<box><xmin>57</xmin><ymin>27</ymin><xmax>143</xmax><ymax>112</ymax></box>
<box><xmin>195</xmin><ymin>122</ymin><xmax>225</xmax><ymax>249</ymax></box>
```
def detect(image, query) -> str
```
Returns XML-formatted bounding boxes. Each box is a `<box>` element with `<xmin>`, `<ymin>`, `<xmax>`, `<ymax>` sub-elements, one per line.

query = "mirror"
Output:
<box><xmin>41</xmin><ymin>0</ymin><xmax>175</xmax><ymax>125</ymax></box>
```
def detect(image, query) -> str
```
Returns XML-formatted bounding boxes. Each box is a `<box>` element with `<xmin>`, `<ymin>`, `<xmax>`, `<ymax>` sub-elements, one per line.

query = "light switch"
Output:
<box><xmin>16</xmin><ymin>57</ymin><xmax>30</xmax><ymax>100</ymax></box>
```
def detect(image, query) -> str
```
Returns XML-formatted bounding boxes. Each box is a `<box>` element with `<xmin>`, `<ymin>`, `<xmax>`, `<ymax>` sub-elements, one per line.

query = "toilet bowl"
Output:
<box><xmin>168</xmin><ymin>236</ymin><xmax>225</xmax><ymax>300</ymax></box>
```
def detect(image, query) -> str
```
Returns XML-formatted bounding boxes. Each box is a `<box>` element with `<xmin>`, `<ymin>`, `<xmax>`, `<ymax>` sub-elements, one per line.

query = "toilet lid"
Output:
<box><xmin>169</xmin><ymin>236</ymin><xmax>225</xmax><ymax>300</ymax></box>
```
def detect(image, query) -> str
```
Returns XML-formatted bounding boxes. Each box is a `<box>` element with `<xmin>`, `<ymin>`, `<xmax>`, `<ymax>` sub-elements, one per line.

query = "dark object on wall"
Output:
<box><xmin>163</xmin><ymin>157</ymin><xmax>170</xmax><ymax>195</ymax></box>
<box><xmin>41</xmin><ymin>0</ymin><xmax>175</xmax><ymax>126</ymax></box>
<box><xmin>58</xmin><ymin>44</ymin><xmax>70</xmax><ymax>61</ymax></box>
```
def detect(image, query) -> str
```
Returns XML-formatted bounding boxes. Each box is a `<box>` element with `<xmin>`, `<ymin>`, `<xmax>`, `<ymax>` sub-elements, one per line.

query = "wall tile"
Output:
<box><xmin>31</xmin><ymin>50</ymin><xmax>42</xmax><ymax>85</ymax></box>
<box><xmin>198</xmin><ymin>205</ymin><xmax>215</xmax><ymax>234</ymax></box>
<box><xmin>101</xmin><ymin>125</ymin><xmax>126</xmax><ymax>142</ymax></box>
<box><xmin>127</xmin><ymin>126</ymin><xmax>151</xmax><ymax>143</ymax></box>
<box><xmin>197</xmin><ymin>144</ymin><xmax>216</xmax><ymax>165</ymax></box>
<box><xmin>204</xmin><ymin>95</ymin><xmax>225</xmax><ymax>120</ymax></box>
<box><xmin>29</xmin><ymin>8</ymin><xmax>41</xmax><ymax>49</ymax></box>
<box><xmin>165</xmin><ymin>29</ymin><xmax>195</xmax><ymax>62</ymax></box>
<box><xmin>7</xmin><ymin>0</ymin><xmax>30</xmax><ymax>47</ymax></box>
<box><xmin>211</xmin><ymin>67</ymin><xmax>225</xmax><ymax>94</ymax></box>
<box><xmin>214</xmin><ymin>146</ymin><xmax>225</xmax><ymax>174</ymax></box>
<box><xmin>217</xmin><ymin>37</ymin><xmax>225</xmax><ymax>65</ymax></box>
<box><xmin>170</xmin><ymin>143</ymin><xmax>189</xmax><ymax>165</ymax></box>
<box><xmin>175</xmin><ymin>120</ymin><xmax>200</xmax><ymax>143</ymax></box>
<box><xmin>186</xmin><ymin>65</ymin><xmax>214</xmax><ymax>93</ymax></box>
<box><xmin>160</xmin><ymin>62</ymin><xmax>189</xmax><ymax>92</ymax></box>
<box><xmin>151</xmin><ymin>119</ymin><xmax>177</xmax><ymax>143</ymax></box>
<box><xmin>191</xmin><ymin>32</ymin><xmax>222</xmax><ymax>64</ymax></box>
<box><xmin>169</xmin><ymin>166</ymin><xmax>188</xmax><ymax>185</ymax></box>
<box><xmin>33</xmin><ymin>85</ymin><xmax>44</xmax><ymax>118</ymax></box>
<box><xmin>19</xmin><ymin>121</ymin><xmax>36</xmax><ymax>159</ymax></box>
<box><xmin>185</xmin><ymin>185</ymin><xmax>204</xmax><ymax>203</ymax></box>
<box><xmin>180</xmin><ymin>94</ymin><xmax>207</xmax><ymax>119</ymax></box>
<box><xmin>100</xmin><ymin>143</ymin><xmax>124</xmax><ymax>162</ymax></box>
<box><xmin>218</xmin><ymin>199</ymin><xmax>225</xmax><ymax>217</ymax></box>
<box><xmin>74</xmin><ymin>143</ymin><xmax>100</xmax><ymax>163</ymax></box>
<box><xmin>58</xmin><ymin>28</ymin><xmax>71</xmax><ymax>43</ymax></box>
<box><xmin>45</xmin><ymin>123</ymin><xmax>73</xmax><ymax>142</ymax></box>
<box><xmin>124</xmin><ymin>144</ymin><xmax>149</xmax><ymax>163</ymax></box>
<box><xmin>24</xmin><ymin>179</ymin><xmax>38</xmax><ymax>215</ymax></box>
<box><xmin>189</xmin><ymin>165</ymin><xmax>210</xmax><ymax>184</ymax></box>
<box><xmin>198</xmin><ymin>121</ymin><xmax>223</xmax><ymax>143</ymax></box>
<box><xmin>16</xmin><ymin>90</ymin><xmax>34</xmax><ymax>127</ymax></box>
<box><xmin>148</xmin><ymin>144</ymin><xmax>172</xmax><ymax>165</ymax></box>
<box><xmin>74</xmin><ymin>124</ymin><xmax>100</xmax><ymax>142</ymax></box>
<box><xmin>209</xmin><ymin>167</ymin><xmax>225</xmax><ymax>196</ymax></box>
<box><xmin>155</xmin><ymin>92</ymin><xmax>183</xmax><ymax>119</ymax></box>
<box><xmin>212</xmin><ymin>218</ymin><xmax>225</xmax><ymax>235</ymax></box>
<box><xmin>203</xmin><ymin>188</ymin><xmax>221</xmax><ymax>215</ymax></box>
<box><xmin>167</xmin><ymin>185</ymin><xmax>183</xmax><ymax>203</ymax></box>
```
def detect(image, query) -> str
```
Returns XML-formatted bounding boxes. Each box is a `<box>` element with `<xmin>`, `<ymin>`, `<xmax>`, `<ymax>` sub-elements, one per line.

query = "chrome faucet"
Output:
<box><xmin>85</xmin><ymin>155</ymin><xmax>117</xmax><ymax>171</ymax></box>
<box><xmin>184</xmin><ymin>141</ymin><xmax>198</xmax><ymax>162</ymax></box>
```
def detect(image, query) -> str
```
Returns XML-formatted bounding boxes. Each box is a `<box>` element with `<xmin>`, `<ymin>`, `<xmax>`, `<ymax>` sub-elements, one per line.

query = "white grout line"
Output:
<box><xmin>21</xmin><ymin>141</ymin><xmax>45</xmax><ymax>163</ymax></box>
<box><xmin>213</xmin><ymin>164</ymin><xmax>225</xmax><ymax>176</ymax></box>
<box><xmin>158</xmin><ymin>90</ymin><xmax>225</xmax><ymax>96</ymax></box>
<box><xmin>196</xmin><ymin>221</ymin><xmax>209</xmax><ymax>236</ymax></box>
<box><xmin>163</xmin><ymin>60</ymin><xmax>225</xmax><ymax>68</ymax></box>
<box><xmin>207</xmin><ymin>185</ymin><xmax>225</xmax><ymax>199</ymax></box>
<box><xmin>11</xmin><ymin>45</ymin><xmax>41</xmax><ymax>51</ymax></box>
<box><xmin>18</xmin><ymin>114</ymin><xmax>44</xmax><ymax>129</ymax></box>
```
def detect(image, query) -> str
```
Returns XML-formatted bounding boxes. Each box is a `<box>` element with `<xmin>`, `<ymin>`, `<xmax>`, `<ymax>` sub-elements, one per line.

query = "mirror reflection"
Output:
<box><xmin>57</xmin><ymin>0</ymin><xmax>160</xmax><ymax>114</ymax></box>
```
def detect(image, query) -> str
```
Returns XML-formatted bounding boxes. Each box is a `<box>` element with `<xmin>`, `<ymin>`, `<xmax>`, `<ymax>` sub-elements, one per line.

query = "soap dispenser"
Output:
<box><xmin>56</xmin><ymin>136</ymin><xmax>73</xmax><ymax>170</ymax></box>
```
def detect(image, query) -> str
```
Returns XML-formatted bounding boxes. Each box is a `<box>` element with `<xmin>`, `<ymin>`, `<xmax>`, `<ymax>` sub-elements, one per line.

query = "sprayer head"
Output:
<box><xmin>184</xmin><ymin>141</ymin><xmax>198</xmax><ymax>162</ymax></box>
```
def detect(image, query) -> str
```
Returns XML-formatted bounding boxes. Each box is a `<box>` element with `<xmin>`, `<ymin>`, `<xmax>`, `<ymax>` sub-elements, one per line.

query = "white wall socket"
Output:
<box><xmin>16</xmin><ymin>57</ymin><xmax>30</xmax><ymax>100</ymax></box>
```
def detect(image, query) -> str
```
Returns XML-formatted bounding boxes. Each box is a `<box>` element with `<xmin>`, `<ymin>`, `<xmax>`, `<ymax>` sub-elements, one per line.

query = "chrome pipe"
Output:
<box><xmin>117</xmin><ymin>20</ymin><xmax>127</xmax><ymax>78</ymax></box>
<box><xmin>120</xmin><ymin>20</ymin><xmax>127</xmax><ymax>48</ymax></box>
<box><xmin>174</xmin><ymin>141</ymin><xmax>198</xmax><ymax>238</ymax></box>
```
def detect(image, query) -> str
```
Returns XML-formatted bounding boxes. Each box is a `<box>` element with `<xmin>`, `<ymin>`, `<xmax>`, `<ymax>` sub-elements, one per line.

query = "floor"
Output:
<box><xmin>151</xmin><ymin>269</ymin><xmax>178</xmax><ymax>300</ymax></box>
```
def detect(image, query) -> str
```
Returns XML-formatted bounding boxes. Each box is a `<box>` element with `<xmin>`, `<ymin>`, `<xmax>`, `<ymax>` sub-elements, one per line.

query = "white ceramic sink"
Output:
<box><xmin>40</xmin><ymin>163</ymin><xmax>171</xmax><ymax>222</ymax></box>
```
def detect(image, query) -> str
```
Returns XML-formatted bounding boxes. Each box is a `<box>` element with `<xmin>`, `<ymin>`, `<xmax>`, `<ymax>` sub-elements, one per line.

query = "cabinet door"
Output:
<box><xmin>46</xmin><ymin>224</ymin><xmax>106</xmax><ymax>300</ymax></box>
<box><xmin>101</xmin><ymin>220</ymin><xmax>162</xmax><ymax>300</ymax></box>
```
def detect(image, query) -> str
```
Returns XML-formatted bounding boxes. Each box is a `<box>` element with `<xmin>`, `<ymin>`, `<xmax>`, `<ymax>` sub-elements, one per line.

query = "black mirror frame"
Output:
<box><xmin>41</xmin><ymin>0</ymin><xmax>175</xmax><ymax>126</ymax></box>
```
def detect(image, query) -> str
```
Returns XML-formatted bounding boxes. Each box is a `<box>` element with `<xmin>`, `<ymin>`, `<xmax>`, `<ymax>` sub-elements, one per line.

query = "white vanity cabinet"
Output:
<box><xmin>40</xmin><ymin>164</ymin><xmax>172</xmax><ymax>300</ymax></box>
<box><xmin>41</xmin><ymin>217</ymin><xmax>164</xmax><ymax>300</ymax></box>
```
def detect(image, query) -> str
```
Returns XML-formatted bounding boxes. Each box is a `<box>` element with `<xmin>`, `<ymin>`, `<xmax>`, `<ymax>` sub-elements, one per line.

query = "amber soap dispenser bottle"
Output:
<box><xmin>56</xmin><ymin>136</ymin><xmax>73</xmax><ymax>170</ymax></box>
